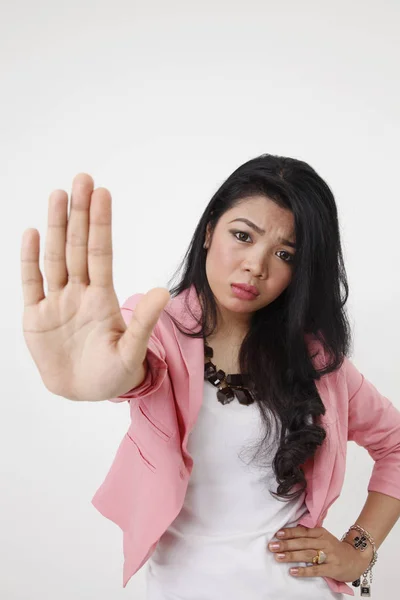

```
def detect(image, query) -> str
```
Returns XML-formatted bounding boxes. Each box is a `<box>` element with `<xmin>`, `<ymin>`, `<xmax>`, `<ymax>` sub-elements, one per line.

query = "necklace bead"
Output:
<box><xmin>203</xmin><ymin>337</ymin><xmax>255</xmax><ymax>405</ymax></box>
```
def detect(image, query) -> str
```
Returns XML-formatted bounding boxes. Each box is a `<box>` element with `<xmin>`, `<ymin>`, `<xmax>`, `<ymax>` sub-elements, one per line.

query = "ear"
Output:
<box><xmin>204</xmin><ymin>222</ymin><xmax>212</xmax><ymax>249</ymax></box>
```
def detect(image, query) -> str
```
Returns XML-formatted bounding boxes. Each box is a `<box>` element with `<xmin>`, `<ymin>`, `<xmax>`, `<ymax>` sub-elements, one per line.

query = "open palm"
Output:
<box><xmin>21</xmin><ymin>173</ymin><xmax>170</xmax><ymax>401</ymax></box>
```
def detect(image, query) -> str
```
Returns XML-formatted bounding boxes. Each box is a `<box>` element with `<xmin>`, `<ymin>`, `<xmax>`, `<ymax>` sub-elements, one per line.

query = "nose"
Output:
<box><xmin>244</xmin><ymin>259</ymin><xmax>266</xmax><ymax>279</ymax></box>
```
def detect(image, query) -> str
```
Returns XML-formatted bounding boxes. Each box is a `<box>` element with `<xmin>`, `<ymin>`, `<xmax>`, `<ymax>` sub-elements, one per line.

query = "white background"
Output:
<box><xmin>1</xmin><ymin>0</ymin><xmax>399</xmax><ymax>598</ymax></box>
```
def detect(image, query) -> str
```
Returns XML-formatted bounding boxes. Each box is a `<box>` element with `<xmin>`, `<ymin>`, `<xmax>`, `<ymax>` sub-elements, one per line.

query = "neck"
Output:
<box><xmin>205</xmin><ymin>329</ymin><xmax>246</xmax><ymax>347</ymax></box>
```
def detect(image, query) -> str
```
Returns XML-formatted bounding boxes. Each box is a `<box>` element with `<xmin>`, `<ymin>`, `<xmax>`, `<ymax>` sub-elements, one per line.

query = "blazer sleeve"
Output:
<box><xmin>344</xmin><ymin>357</ymin><xmax>400</xmax><ymax>500</ymax></box>
<box><xmin>108</xmin><ymin>295</ymin><xmax>168</xmax><ymax>403</ymax></box>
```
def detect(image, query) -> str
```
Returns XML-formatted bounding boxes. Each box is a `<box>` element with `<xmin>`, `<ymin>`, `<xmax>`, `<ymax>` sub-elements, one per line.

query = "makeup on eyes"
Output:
<box><xmin>229</xmin><ymin>229</ymin><xmax>295</xmax><ymax>264</ymax></box>
<box><xmin>227</xmin><ymin>217</ymin><xmax>297</xmax><ymax>249</ymax></box>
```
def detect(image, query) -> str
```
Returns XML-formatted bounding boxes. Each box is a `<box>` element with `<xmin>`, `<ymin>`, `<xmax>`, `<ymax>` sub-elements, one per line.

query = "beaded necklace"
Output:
<box><xmin>203</xmin><ymin>336</ymin><xmax>256</xmax><ymax>405</ymax></box>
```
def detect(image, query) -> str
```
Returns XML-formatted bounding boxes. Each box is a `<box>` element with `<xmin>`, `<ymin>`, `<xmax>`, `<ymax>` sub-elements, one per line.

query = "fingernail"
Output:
<box><xmin>269</xmin><ymin>543</ymin><xmax>280</xmax><ymax>550</ymax></box>
<box><xmin>276</xmin><ymin>530</ymin><xmax>285</xmax><ymax>537</ymax></box>
<box><xmin>290</xmin><ymin>568</ymin><xmax>299</xmax><ymax>575</ymax></box>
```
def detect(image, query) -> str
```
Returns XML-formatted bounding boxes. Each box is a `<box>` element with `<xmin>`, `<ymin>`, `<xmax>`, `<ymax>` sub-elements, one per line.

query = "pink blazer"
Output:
<box><xmin>91</xmin><ymin>284</ymin><xmax>400</xmax><ymax>596</ymax></box>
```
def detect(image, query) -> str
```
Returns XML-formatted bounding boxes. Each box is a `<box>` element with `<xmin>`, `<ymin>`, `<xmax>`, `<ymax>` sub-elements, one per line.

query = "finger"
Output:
<box><xmin>125</xmin><ymin>288</ymin><xmax>171</xmax><ymax>345</ymax></box>
<box><xmin>87</xmin><ymin>185</ymin><xmax>113</xmax><ymax>287</ymax></box>
<box><xmin>44</xmin><ymin>189</ymin><xmax>68</xmax><ymax>292</ymax></box>
<box><xmin>118</xmin><ymin>288</ymin><xmax>170</xmax><ymax>374</ymax></box>
<box><xmin>269</xmin><ymin>537</ymin><xmax>326</xmax><ymax>553</ymax></box>
<box><xmin>290</xmin><ymin>564</ymin><xmax>329</xmax><ymax>578</ymax></box>
<box><xmin>21</xmin><ymin>228</ymin><xmax>45</xmax><ymax>307</ymax></box>
<box><xmin>275</xmin><ymin>549</ymin><xmax>319</xmax><ymax>563</ymax></box>
<box><xmin>275</xmin><ymin>526</ymin><xmax>323</xmax><ymax>540</ymax></box>
<box><xmin>66</xmin><ymin>173</ymin><xmax>94</xmax><ymax>285</ymax></box>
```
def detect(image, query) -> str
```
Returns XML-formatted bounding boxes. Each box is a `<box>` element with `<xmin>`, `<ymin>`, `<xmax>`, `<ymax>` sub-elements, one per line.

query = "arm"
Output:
<box><xmin>342</xmin><ymin>491</ymin><xmax>400</xmax><ymax>567</ymax></box>
<box><xmin>341</xmin><ymin>358</ymin><xmax>400</xmax><ymax>563</ymax></box>
<box><xmin>344</xmin><ymin>357</ymin><xmax>400</xmax><ymax>501</ymax></box>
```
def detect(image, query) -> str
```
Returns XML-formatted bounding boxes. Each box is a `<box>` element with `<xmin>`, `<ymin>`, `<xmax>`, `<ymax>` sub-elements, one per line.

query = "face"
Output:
<box><xmin>204</xmin><ymin>195</ymin><xmax>296</xmax><ymax>338</ymax></box>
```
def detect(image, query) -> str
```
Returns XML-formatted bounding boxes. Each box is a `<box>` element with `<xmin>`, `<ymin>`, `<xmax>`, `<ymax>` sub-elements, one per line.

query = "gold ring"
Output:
<box><xmin>312</xmin><ymin>550</ymin><xmax>327</xmax><ymax>564</ymax></box>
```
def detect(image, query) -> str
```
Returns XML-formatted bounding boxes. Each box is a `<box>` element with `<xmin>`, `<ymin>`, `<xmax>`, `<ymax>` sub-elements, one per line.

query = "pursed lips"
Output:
<box><xmin>232</xmin><ymin>283</ymin><xmax>259</xmax><ymax>296</ymax></box>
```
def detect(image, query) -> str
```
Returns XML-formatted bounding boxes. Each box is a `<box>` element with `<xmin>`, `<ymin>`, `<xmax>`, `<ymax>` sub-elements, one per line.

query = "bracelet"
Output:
<box><xmin>341</xmin><ymin>524</ymin><xmax>378</xmax><ymax>597</ymax></box>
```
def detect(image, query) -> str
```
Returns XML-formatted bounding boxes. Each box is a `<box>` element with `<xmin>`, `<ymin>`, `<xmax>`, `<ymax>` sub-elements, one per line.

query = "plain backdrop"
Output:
<box><xmin>1</xmin><ymin>1</ymin><xmax>399</xmax><ymax>599</ymax></box>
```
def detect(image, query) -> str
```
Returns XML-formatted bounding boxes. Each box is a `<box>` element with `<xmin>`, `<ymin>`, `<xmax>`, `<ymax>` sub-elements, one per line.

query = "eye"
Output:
<box><xmin>276</xmin><ymin>250</ymin><xmax>295</xmax><ymax>264</ymax></box>
<box><xmin>230</xmin><ymin>230</ymin><xmax>295</xmax><ymax>264</ymax></box>
<box><xmin>232</xmin><ymin>230</ymin><xmax>252</xmax><ymax>243</ymax></box>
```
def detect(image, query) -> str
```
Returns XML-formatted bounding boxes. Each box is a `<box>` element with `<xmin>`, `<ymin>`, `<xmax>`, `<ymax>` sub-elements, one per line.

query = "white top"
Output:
<box><xmin>146</xmin><ymin>379</ymin><xmax>344</xmax><ymax>599</ymax></box>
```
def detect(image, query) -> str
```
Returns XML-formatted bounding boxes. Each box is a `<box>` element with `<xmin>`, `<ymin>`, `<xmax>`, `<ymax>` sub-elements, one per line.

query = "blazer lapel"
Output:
<box><xmin>164</xmin><ymin>285</ymin><xmax>204</xmax><ymax>458</ymax></box>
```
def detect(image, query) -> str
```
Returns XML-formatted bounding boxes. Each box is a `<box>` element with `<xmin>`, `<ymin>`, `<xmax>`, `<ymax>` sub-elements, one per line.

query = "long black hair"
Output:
<box><xmin>165</xmin><ymin>153</ymin><xmax>352</xmax><ymax>501</ymax></box>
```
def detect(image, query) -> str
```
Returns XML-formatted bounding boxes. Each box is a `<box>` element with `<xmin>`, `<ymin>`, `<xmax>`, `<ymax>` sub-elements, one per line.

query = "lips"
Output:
<box><xmin>231</xmin><ymin>283</ymin><xmax>259</xmax><ymax>296</ymax></box>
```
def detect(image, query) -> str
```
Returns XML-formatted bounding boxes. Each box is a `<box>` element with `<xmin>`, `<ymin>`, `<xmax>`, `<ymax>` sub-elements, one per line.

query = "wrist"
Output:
<box><xmin>342</xmin><ymin>535</ymin><xmax>373</xmax><ymax>571</ymax></box>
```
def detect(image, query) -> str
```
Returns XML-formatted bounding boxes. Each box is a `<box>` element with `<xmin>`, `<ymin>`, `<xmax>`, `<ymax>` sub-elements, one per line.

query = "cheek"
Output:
<box><xmin>259</xmin><ymin>268</ymin><xmax>292</xmax><ymax>297</ymax></box>
<box><xmin>272</xmin><ymin>270</ymin><xmax>292</xmax><ymax>294</ymax></box>
<box><xmin>205</xmin><ymin>245</ymin><xmax>237</xmax><ymax>293</ymax></box>
<box><xmin>208</xmin><ymin>242</ymin><xmax>236</xmax><ymax>270</ymax></box>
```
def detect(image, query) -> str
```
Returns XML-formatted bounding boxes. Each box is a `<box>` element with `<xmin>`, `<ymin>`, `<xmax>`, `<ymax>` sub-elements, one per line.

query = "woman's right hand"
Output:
<box><xmin>21</xmin><ymin>173</ymin><xmax>171</xmax><ymax>401</ymax></box>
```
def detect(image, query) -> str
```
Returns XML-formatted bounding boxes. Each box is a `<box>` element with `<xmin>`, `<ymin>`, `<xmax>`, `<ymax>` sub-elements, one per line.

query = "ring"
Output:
<box><xmin>312</xmin><ymin>550</ymin><xmax>327</xmax><ymax>564</ymax></box>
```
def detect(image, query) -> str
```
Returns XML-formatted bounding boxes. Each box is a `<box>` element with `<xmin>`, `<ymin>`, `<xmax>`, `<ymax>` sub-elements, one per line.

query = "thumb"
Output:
<box><xmin>122</xmin><ymin>287</ymin><xmax>171</xmax><ymax>366</ymax></box>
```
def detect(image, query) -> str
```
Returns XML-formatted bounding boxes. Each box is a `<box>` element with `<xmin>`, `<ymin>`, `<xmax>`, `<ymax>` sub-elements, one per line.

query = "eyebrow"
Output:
<box><xmin>228</xmin><ymin>218</ymin><xmax>297</xmax><ymax>249</ymax></box>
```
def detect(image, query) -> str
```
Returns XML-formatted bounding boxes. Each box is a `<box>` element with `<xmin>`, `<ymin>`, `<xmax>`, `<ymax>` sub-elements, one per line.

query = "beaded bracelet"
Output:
<box><xmin>340</xmin><ymin>524</ymin><xmax>378</xmax><ymax>597</ymax></box>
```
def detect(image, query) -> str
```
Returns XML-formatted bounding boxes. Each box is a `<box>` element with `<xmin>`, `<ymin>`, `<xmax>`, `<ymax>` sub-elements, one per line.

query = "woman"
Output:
<box><xmin>21</xmin><ymin>154</ymin><xmax>400</xmax><ymax>598</ymax></box>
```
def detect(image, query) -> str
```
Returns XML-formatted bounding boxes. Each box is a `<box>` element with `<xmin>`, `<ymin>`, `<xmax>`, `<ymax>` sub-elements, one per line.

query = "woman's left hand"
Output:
<box><xmin>267</xmin><ymin>525</ymin><xmax>372</xmax><ymax>582</ymax></box>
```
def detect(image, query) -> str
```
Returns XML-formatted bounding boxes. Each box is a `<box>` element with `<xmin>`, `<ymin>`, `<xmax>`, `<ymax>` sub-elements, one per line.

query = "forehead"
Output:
<box><xmin>223</xmin><ymin>196</ymin><xmax>295</xmax><ymax>234</ymax></box>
